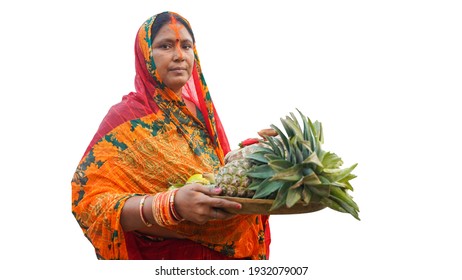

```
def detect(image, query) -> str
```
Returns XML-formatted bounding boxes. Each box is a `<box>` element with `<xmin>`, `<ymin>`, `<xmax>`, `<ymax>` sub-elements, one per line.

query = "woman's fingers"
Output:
<box><xmin>258</xmin><ymin>128</ymin><xmax>278</xmax><ymax>138</ymax></box>
<box><xmin>207</xmin><ymin>196</ymin><xmax>241</xmax><ymax>210</ymax></box>
<box><xmin>174</xmin><ymin>184</ymin><xmax>241</xmax><ymax>224</ymax></box>
<box><xmin>190</xmin><ymin>183</ymin><xmax>222</xmax><ymax>195</ymax></box>
<box><xmin>191</xmin><ymin>184</ymin><xmax>242</xmax><ymax>210</ymax></box>
<box><xmin>212</xmin><ymin>208</ymin><xmax>237</xmax><ymax>221</ymax></box>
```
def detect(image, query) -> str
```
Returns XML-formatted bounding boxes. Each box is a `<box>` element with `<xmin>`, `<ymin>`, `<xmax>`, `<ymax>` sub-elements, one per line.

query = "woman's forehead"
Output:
<box><xmin>154</xmin><ymin>22</ymin><xmax>193</xmax><ymax>42</ymax></box>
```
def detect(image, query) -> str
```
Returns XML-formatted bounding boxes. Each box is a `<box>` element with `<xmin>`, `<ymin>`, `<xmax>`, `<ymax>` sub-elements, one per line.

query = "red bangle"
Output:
<box><xmin>169</xmin><ymin>189</ymin><xmax>184</xmax><ymax>222</ymax></box>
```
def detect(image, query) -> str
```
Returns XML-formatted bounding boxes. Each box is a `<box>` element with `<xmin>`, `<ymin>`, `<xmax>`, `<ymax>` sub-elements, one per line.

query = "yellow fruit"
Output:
<box><xmin>186</xmin><ymin>174</ymin><xmax>210</xmax><ymax>185</ymax></box>
<box><xmin>202</xmin><ymin>173</ymin><xmax>216</xmax><ymax>184</ymax></box>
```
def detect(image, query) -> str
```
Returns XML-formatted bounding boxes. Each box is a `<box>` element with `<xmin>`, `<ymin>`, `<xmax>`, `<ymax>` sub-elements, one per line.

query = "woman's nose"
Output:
<box><xmin>173</xmin><ymin>43</ymin><xmax>184</xmax><ymax>61</ymax></box>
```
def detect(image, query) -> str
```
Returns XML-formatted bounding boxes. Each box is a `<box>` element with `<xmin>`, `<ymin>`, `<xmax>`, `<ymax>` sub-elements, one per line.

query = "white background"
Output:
<box><xmin>1</xmin><ymin>0</ymin><xmax>461</xmax><ymax>279</ymax></box>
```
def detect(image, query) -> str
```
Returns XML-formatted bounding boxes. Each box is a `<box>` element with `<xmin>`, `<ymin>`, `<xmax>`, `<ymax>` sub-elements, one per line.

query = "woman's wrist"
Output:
<box><xmin>151</xmin><ymin>190</ymin><xmax>184</xmax><ymax>227</ymax></box>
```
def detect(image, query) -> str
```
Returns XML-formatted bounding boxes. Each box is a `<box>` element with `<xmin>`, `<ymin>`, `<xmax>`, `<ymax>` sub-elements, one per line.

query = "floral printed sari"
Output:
<box><xmin>71</xmin><ymin>12</ymin><xmax>270</xmax><ymax>260</ymax></box>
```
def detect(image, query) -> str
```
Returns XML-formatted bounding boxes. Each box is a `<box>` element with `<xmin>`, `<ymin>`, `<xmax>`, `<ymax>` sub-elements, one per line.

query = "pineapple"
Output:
<box><xmin>214</xmin><ymin>144</ymin><xmax>267</xmax><ymax>198</ymax></box>
<box><xmin>215</xmin><ymin>158</ymin><xmax>254</xmax><ymax>197</ymax></box>
<box><xmin>214</xmin><ymin>109</ymin><xmax>360</xmax><ymax>220</ymax></box>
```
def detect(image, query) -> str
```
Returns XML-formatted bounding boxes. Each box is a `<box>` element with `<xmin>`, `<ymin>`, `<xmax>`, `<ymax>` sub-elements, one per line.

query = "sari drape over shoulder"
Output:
<box><xmin>71</xmin><ymin>12</ymin><xmax>270</xmax><ymax>260</ymax></box>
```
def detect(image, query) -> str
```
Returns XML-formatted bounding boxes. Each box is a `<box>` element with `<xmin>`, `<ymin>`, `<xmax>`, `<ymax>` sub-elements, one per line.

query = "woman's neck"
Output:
<box><xmin>173</xmin><ymin>88</ymin><xmax>182</xmax><ymax>98</ymax></box>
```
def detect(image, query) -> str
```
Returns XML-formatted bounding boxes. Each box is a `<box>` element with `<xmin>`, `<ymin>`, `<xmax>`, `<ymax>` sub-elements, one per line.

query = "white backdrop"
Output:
<box><xmin>1</xmin><ymin>0</ymin><xmax>461</xmax><ymax>279</ymax></box>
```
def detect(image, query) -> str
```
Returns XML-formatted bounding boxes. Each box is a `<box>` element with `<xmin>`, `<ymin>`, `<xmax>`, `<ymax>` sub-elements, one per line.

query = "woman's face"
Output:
<box><xmin>151</xmin><ymin>21</ymin><xmax>195</xmax><ymax>95</ymax></box>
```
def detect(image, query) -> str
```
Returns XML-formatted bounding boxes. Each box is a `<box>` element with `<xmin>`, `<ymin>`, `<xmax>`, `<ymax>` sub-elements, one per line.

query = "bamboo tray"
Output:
<box><xmin>216</xmin><ymin>196</ymin><xmax>326</xmax><ymax>215</ymax></box>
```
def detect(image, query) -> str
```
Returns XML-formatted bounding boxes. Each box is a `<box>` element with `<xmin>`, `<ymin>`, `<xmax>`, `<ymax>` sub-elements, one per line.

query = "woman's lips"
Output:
<box><xmin>169</xmin><ymin>67</ymin><xmax>186</xmax><ymax>72</ymax></box>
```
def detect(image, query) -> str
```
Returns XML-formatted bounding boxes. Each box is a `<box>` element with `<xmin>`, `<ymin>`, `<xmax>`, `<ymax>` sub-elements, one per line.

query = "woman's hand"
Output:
<box><xmin>258</xmin><ymin>128</ymin><xmax>278</xmax><ymax>138</ymax></box>
<box><xmin>174</xmin><ymin>184</ymin><xmax>242</xmax><ymax>224</ymax></box>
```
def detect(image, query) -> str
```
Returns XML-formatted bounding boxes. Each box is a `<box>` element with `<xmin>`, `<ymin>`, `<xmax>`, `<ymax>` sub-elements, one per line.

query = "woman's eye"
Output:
<box><xmin>160</xmin><ymin>44</ymin><xmax>172</xmax><ymax>49</ymax></box>
<box><xmin>182</xmin><ymin>44</ymin><xmax>193</xmax><ymax>50</ymax></box>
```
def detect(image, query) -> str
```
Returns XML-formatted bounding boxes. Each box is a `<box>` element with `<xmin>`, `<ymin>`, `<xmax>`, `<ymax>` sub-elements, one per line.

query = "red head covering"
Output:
<box><xmin>84</xmin><ymin>12</ymin><xmax>230</xmax><ymax>160</ymax></box>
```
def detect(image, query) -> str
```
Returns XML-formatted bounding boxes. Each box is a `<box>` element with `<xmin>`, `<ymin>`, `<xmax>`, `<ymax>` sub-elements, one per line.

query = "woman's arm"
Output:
<box><xmin>120</xmin><ymin>184</ymin><xmax>242</xmax><ymax>238</ymax></box>
<box><xmin>120</xmin><ymin>195</ymin><xmax>184</xmax><ymax>238</ymax></box>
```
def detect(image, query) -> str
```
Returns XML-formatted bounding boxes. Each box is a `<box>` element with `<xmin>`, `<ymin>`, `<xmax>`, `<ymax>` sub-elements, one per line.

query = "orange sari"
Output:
<box><xmin>71</xmin><ymin>12</ymin><xmax>270</xmax><ymax>260</ymax></box>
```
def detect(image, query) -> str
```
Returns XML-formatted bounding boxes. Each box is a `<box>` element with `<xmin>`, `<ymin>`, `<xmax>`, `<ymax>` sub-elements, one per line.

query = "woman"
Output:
<box><xmin>71</xmin><ymin>11</ymin><xmax>270</xmax><ymax>260</ymax></box>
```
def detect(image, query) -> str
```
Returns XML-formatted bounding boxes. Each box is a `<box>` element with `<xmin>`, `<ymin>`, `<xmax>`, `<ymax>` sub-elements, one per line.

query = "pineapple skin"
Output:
<box><xmin>216</xmin><ymin>148</ymin><xmax>258</xmax><ymax>198</ymax></box>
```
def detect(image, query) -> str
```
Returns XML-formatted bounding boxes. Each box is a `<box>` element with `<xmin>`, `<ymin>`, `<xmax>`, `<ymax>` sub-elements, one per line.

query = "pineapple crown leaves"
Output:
<box><xmin>243</xmin><ymin>109</ymin><xmax>360</xmax><ymax>220</ymax></box>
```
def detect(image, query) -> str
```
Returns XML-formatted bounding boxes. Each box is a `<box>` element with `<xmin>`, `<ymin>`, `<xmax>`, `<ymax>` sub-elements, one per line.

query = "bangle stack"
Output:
<box><xmin>152</xmin><ymin>189</ymin><xmax>184</xmax><ymax>227</ymax></box>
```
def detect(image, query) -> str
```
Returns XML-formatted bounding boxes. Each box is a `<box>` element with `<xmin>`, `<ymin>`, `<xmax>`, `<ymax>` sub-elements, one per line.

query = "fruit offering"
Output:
<box><xmin>183</xmin><ymin>109</ymin><xmax>360</xmax><ymax>220</ymax></box>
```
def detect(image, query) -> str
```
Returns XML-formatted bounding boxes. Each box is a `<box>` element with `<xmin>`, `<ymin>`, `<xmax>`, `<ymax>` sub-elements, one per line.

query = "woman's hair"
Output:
<box><xmin>151</xmin><ymin>12</ymin><xmax>196</xmax><ymax>43</ymax></box>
